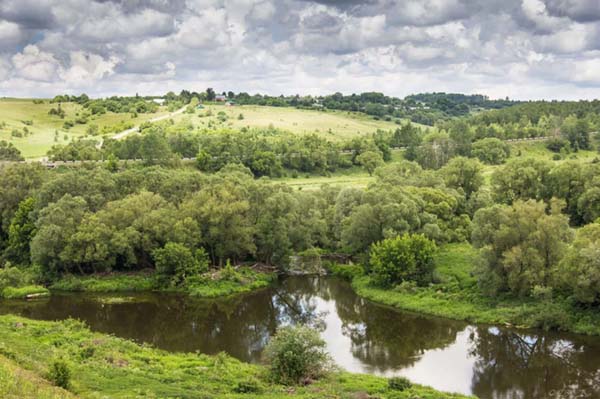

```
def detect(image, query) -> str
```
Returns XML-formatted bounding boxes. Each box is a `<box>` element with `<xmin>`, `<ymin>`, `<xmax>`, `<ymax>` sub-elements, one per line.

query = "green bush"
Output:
<box><xmin>263</xmin><ymin>325</ymin><xmax>332</xmax><ymax>385</ymax></box>
<box><xmin>388</xmin><ymin>376</ymin><xmax>412</xmax><ymax>391</ymax></box>
<box><xmin>233</xmin><ymin>378</ymin><xmax>261</xmax><ymax>393</ymax></box>
<box><xmin>47</xmin><ymin>360</ymin><xmax>70</xmax><ymax>389</ymax></box>
<box><xmin>369</xmin><ymin>234</ymin><xmax>437</xmax><ymax>287</ymax></box>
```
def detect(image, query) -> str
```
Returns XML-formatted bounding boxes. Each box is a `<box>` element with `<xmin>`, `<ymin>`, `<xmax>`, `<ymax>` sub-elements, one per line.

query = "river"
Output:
<box><xmin>1</xmin><ymin>276</ymin><xmax>598</xmax><ymax>398</ymax></box>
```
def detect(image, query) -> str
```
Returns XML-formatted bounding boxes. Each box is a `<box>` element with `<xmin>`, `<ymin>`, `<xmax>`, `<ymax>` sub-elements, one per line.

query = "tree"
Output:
<box><xmin>561</xmin><ymin>115</ymin><xmax>590</xmax><ymax>150</ymax></box>
<box><xmin>139</xmin><ymin>128</ymin><xmax>172</xmax><ymax>164</ymax></box>
<box><xmin>440</xmin><ymin>156</ymin><xmax>484</xmax><ymax>199</ymax></box>
<box><xmin>5</xmin><ymin>197</ymin><xmax>37</xmax><ymax>265</ymax></box>
<box><xmin>152</xmin><ymin>242</ymin><xmax>208</xmax><ymax>287</ymax></box>
<box><xmin>558</xmin><ymin>223</ymin><xmax>600</xmax><ymax>304</ymax></box>
<box><xmin>577</xmin><ymin>187</ymin><xmax>600</xmax><ymax>224</ymax></box>
<box><xmin>30</xmin><ymin>195</ymin><xmax>89</xmax><ymax>276</ymax></box>
<box><xmin>415</xmin><ymin>132</ymin><xmax>455</xmax><ymax>169</ymax></box>
<box><xmin>0</xmin><ymin>140</ymin><xmax>24</xmax><ymax>161</ymax></box>
<box><xmin>471</xmin><ymin>138</ymin><xmax>510</xmax><ymax>165</ymax></box>
<box><xmin>206</xmin><ymin>88</ymin><xmax>216</xmax><ymax>101</ymax></box>
<box><xmin>472</xmin><ymin>200</ymin><xmax>573</xmax><ymax>297</ymax></box>
<box><xmin>369</xmin><ymin>234</ymin><xmax>436</xmax><ymax>287</ymax></box>
<box><xmin>491</xmin><ymin>158</ymin><xmax>552</xmax><ymax>204</ymax></box>
<box><xmin>356</xmin><ymin>150</ymin><xmax>384</xmax><ymax>175</ymax></box>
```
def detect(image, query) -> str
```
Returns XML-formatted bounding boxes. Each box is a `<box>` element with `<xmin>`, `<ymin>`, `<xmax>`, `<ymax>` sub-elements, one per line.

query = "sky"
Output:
<box><xmin>1</xmin><ymin>0</ymin><xmax>600</xmax><ymax>100</ymax></box>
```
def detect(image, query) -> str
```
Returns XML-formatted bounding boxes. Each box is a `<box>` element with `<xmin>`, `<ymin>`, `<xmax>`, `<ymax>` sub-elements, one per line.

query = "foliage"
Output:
<box><xmin>5</xmin><ymin>197</ymin><xmax>37</xmax><ymax>265</ymax></box>
<box><xmin>471</xmin><ymin>200</ymin><xmax>572</xmax><ymax>297</ymax></box>
<box><xmin>47</xmin><ymin>360</ymin><xmax>70</xmax><ymax>389</ymax></box>
<box><xmin>50</xmin><ymin>273</ymin><xmax>156</xmax><ymax>292</ymax></box>
<box><xmin>152</xmin><ymin>243</ymin><xmax>208</xmax><ymax>287</ymax></box>
<box><xmin>263</xmin><ymin>325</ymin><xmax>332</xmax><ymax>385</ymax></box>
<box><xmin>471</xmin><ymin>138</ymin><xmax>510</xmax><ymax>164</ymax></box>
<box><xmin>389</xmin><ymin>376</ymin><xmax>412</xmax><ymax>391</ymax></box>
<box><xmin>352</xmin><ymin>244</ymin><xmax>600</xmax><ymax>335</ymax></box>
<box><xmin>0</xmin><ymin>140</ymin><xmax>24</xmax><ymax>161</ymax></box>
<box><xmin>558</xmin><ymin>222</ymin><xmax>600</xmax><ymax>304</ymax></box>
<box><xmin>369</xmin><ymin>234</ymin><xmax>437</xmax><ymax>287</ymax></box>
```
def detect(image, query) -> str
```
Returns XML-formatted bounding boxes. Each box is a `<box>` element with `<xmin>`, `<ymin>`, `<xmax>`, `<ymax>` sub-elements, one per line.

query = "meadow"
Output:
<box><xmin>183</xmin><ymin>104</ymin><xmax>413</xmax><ymax>140</ymax></box>
<box><xmin>0</xmin><ymin>99</ymin><xmax>169</xmax><ymax>159</ymax></box>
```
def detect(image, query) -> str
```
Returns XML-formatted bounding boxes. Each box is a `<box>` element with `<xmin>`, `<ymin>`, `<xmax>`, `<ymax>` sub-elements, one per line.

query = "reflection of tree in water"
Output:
<box><xmin>324</xmin><ymin>279</ymin><xmax>463</xmax><ymax>371</ymax></box>
<box><xmin>469</xmin><ymin>327</ymin><xmax>600</xmax><ymax>399</ymax></box>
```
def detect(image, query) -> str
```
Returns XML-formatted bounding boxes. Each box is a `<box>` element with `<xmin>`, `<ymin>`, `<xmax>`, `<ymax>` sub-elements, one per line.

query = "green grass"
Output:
<box><xmin>0</xmin><ymin>315</ymin><xmax>473</xmax><ymax>399</ymax></box>
<box><xmin>180</xmin><ymin>104</ymin><xmax>419</xmax><ymax>140</ymax></box>
<box><xmin>2</xmin><ymin>285</ymin><xmax>50</xmax><ymax>299</ymax></box>
<box><xmin>49</xmin><ymin>268</ymin><xmax>276</xmax><ymax>298</ymax></box>
<box><xmin>187</xmin><ymin>270</ymin><xmax>275</xmax><ymax>298</ymax></box>
<box><xmin>50</xmin><ymin>273</ymin><xmax>156</xmax><ymax>293</ymax></box>
<box><xmin>0</xmin><ymin>99</ymin><xmax>169</xmax><ymax>159</ymax></box>
<box><xmin>352</xmin><ymin>243</ymin><xmax>600</xmax><ymax>335</ymax></box>
<box><xmin>0</xmin><ymin>355</ymin><xmax>78</xmax><ymax>399</ymax></box>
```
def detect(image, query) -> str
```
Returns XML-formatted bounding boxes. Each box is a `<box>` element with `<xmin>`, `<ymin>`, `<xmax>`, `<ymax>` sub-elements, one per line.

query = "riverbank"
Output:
<box><xmin>0</xmin><ymin>314</ymin><xmax>473</xmax><ymax>399</ymax></box>
<box><xmin>340</xmin><ymin>244</ymin><xmax>600</xmax><ymax>336</ymax></box>
<box><xmin>49</xmin><ymin>266</ymin><xmax>275</xmax><ymax>298</ymax></box>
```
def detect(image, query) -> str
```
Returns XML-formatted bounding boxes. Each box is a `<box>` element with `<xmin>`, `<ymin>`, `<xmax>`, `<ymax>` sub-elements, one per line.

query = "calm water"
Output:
<box><xmin>1</xmin><ymin>276</ymin><xmax>599</xmax><ymax>398</ymax></box>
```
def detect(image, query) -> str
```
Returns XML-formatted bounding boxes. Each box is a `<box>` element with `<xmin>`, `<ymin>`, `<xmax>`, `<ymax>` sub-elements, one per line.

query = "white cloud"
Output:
<box><xmin>11</xmin><ymin>45</ymin><xmax>61</xmax><ymax>82</ymax></box>
<box><xmin>59</xmin><ymin>51</ymin><xmax>121</xmax><ymax>84</ymax></box>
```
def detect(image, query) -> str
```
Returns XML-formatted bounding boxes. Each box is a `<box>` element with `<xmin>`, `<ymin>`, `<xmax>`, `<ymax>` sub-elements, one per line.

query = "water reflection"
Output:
<box><xmin>0</xmin><ymin>276</ymin><xmax>598</xmax><ymax>399</ymax></box>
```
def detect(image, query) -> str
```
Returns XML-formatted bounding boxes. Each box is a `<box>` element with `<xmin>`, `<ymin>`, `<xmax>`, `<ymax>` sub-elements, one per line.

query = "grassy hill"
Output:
<box><xmin>179</xmin><ymin>104</ymin><xmax>418</xmax><ymax>140</ymax></box>
<box><xmin>0</xmin><ymin>99</ymin><xmax>169</xmax><ymax>159</ymax></box>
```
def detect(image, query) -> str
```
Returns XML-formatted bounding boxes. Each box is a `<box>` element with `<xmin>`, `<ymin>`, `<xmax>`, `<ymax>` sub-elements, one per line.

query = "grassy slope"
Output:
<box><xmin>0</xmin><ymin>99</ymin><xmax>169</xmax><ymax>159</ymax></box>
<box><xmin>0</xmin><ymin>315</ymin><xmax>473</xmax><ymax>399</ymax></box>
<box><xmin>180</xmin><ymin>104</ymin><xmax>414</xmax><ymax>140</ymax></box>
<box><xmin>0</xmin><ymin>355</ymin><xmax>78</xmax><ymax>399</ymax></box>
<box><xmin>351</xmin><ymin>243</ymin><xmax>600</xmax><ymax>335</ymax></box>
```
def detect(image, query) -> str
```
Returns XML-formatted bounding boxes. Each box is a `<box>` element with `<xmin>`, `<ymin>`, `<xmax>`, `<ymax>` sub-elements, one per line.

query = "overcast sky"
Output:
<box><xmin>1</xmin><ymin>0</ymin><xmax>600</xmax><ymax>99</ymax></box>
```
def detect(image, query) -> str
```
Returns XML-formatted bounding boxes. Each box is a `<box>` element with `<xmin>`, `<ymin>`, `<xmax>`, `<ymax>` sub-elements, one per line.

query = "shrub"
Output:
<box><xmin>47</xmin><ymin>360</ymin><xmax>70</xmax><ymax>389</ymax></box>
<box><xmin>327</xmin><ymin>263</ymin><xmax>364</xmax><ymax>281</ymax></box>
<box><xmin>388</xmin><ymin>376</ymin><xmax>412</xmax><ymax>391</ymax></box>
<box><xmin>472</xmin><ymin>138</ymin><xmax>510</xmax><ymax>165</ymax></box>
<box><xmin>263</xmin><ymin>325</ymin><xmax>332</xmax><ymax>385</ymax></box>
<box><xmin>233</xmin><ymin>378</ymin><xmax>262</xmax><ymax>393</ymax></box>
<box><xmin>369</xmin><ymin>234</ymin><xmax>437</xmax><ymax>287</ymax></box>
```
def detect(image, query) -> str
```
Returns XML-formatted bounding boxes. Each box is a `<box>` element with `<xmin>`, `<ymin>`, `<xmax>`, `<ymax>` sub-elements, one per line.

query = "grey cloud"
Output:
<box><xmin>1</xmin><ymin>0</ymin><xmax>600</xmax><ymax>99</ymax></box>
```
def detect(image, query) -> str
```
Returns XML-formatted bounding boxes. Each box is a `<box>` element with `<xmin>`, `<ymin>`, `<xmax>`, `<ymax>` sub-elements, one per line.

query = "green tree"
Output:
<box><xmin>0</xmin><ymin>140</ymin><xmax>24</xmax><ymax>161</ymax></box>
<box><xmin>369</xmin><ymin>234</ymin><xmax>437</xmax><ymax>287</ymax></box>
<box><xmin>472</xmin><ymin>200</ymin><xmax>572</xmax><ymax>296</ymax></box>
<box><xmin>491</xmin><ymin>158</ymin><xmax>552</xmax><ymax>204</ymax></box>
<box><xmin>152</xmin><ymin>242</ymin><xmax>208</xmax><ymax>287</ymax></box>
<box><xmin>440</xmin><ymin>156</ymin><xmax>484</xmax><ymax>199</ymax></box>
<box><xmin>356</xmin><ymin>150</ymin><xmax>384</xmax><ymax>175</ymax></box>
<box><xmin>558</xmin><ymin>222</ymin><xmax>600</xmax><ymax>304</ymax></box>
<box><xmin>471</xmin><ymin>138</ymin><xmax>510</xmax><ymax>165</ymax></box>
<box><xmin>5</xmin><ymin>197</ymin><xmax>37</xmax><ymax>265</ymax></box>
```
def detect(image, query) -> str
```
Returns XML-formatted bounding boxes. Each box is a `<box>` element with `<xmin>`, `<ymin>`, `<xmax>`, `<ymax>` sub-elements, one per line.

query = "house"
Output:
<box><xmin>215</xmin><ymin>95</ymin><xmax>227</xmax><ymax>102</ymax></box>
<box><xmin>152</xmin><ymin>98</ymin><xmax>165</xmax><ymax>105</ymax></box>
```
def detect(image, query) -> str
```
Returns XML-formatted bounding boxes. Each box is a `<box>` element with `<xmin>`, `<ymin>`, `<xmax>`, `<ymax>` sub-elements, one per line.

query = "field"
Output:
<box><xmin>0</xmin><ymin>98</ymin><xmax>169</xmax><ymax>159</ymax></box>
<box><xmin>182</xmin><ymin>104</ymin><xmax>412</xmax><ymax>140</ymax></box>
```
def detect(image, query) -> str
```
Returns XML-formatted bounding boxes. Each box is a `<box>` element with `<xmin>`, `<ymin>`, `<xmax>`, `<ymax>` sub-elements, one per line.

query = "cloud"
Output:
<box><xmin>1</xmin><ymin>0</ymin><xmax>600</xmax><ymax>99</ymax></box>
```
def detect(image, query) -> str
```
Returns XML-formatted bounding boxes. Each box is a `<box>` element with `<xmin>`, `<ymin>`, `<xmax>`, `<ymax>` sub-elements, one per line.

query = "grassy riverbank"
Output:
<box><xmin>345</xmin><ymin>244</ymin><xmax>600</xmax><ymax>335</ymax></box>
<box><xmin>49</xmin><ymin>267</ymin><xmax>275</xmax><ymax>298</ymax></box>
<box><xmin>0</xmin><ymin>315</ymin><xmax>473</xmax><ymax>399</ymax></box>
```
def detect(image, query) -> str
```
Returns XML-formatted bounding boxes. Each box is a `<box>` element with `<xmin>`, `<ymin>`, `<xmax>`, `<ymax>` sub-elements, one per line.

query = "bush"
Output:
<box><xmin>47</xmin><ymin>360</ymin><xmax>70</xmax><ymax>389</ymax></box>
<box><xmin>2</xmin><ymin>285</ymin><xmax>49</xmax><ymax>299</ymax></box>
<box><xmin>388</xmin><ymin>376</ymin><xmax>412</xmax><ymax>391</ymax></box>
<box><xmin>472</xmin><ymin>138</ymin><xmax>510</xmax><ymax>165</ymax></box>
<box><xmin>263</xmin><ymin>325</ymin><xmax>332</xmax><ymax>385</ymax></box>
<box><xmin>233</xmin><ymin>378</ymin><xmax>261</xmax><ymax>393</ymax></box>
<box><xmin>369</xmin><ymin>234</ymin><xmax>437</xmax><ymax>287</ymax></box>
